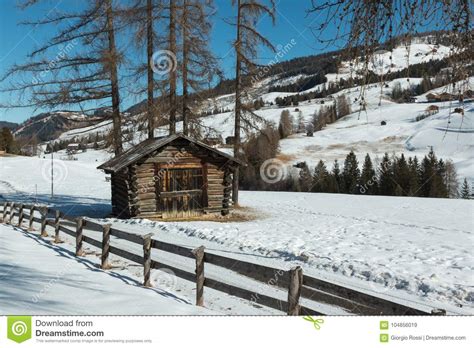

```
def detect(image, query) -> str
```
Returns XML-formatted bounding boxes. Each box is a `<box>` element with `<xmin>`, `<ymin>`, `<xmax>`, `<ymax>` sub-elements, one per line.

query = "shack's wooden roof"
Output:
<box><xmin>97</xmin><ymin>133</ymin><xmax>244</xmax><ymax>173</ymax></box>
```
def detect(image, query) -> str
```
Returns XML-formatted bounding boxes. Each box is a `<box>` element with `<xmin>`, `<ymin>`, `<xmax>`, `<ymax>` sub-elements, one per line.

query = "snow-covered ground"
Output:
<box><xmin>1</xmin><ymin>152</ymin><xmax>473</xmax><ymax>314</ymax></box>
<box><xmin>1</xmin><ymin>40</ymin><xmax>472</xmax><ymax>315</ymax></box>
<box><xmin>0</xmin><ymin>223</ymin><xmax>211</xmax><ymax>315</ymax></box>
<box><xmin>105</xmin><ymin>192</ymin><xmax>474</xmax><ymax>313</ymax></box>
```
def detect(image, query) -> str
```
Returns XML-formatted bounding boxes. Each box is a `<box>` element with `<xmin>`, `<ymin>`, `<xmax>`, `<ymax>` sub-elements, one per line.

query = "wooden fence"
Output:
<box><xmin>0</xmin><ymin>201</ymin><xmax>446</xmax><ymax>316</ymax></box>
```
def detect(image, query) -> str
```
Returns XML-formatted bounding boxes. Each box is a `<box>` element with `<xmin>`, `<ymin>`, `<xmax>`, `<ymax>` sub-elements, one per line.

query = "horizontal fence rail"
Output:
<box><xmin>0</xmin><ymin>201</ymin><xmax>447</xmax><ymax>316</ymax></box>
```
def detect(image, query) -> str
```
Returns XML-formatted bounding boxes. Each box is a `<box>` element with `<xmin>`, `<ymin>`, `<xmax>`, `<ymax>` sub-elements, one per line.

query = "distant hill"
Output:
<box><xmin>13</xmin><ymin>111</ymin><xmax>105</xmax><ymax>142</ymax></box>
<box><xmin>0</xmin><ymin>121</ymin><xmax>18</xmax><ymax>130</ymax></box>
<box><xmin>13</xmin><ymin>30</ymin><xmax>469</xmax><ymax>143</ymax></box>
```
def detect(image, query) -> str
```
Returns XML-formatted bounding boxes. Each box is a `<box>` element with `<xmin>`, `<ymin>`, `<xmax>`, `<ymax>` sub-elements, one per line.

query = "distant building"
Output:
<box><xmin>21</xmin><ymin>145</ymin><xmax>39</xmax><ymax>157</ymax></box>
<box><xmin>425</xmin><ymin>105</ymin><xmax>439</xmax><ymax>115</ymax></box>
<box><xmin>438</xmin><ymin>92</ymin><xmax>454</xmax><ymax>101</ymax></box>
<box><xmin>203</xmin><ymin>136</ymin><xmax>223</xmax><ymax>147</ymax></box>
<box><xmin>463</xmin><ymin>90</ymin><xmax>473</xmax><ymax>99</ymax></box>
<box><xmin>66</xmin><ymin>143</ymin><xmax>80</xmax><ymax>155</ymax></box>
<box><xmin>225</xmin><ymin>136</ymin><xmax>235</xmax><ymax>145</ymax></box>
<box><xmin>425</xmin><ymin>93</ymin><xmax>440</xmax><ymax>102</ymax></box>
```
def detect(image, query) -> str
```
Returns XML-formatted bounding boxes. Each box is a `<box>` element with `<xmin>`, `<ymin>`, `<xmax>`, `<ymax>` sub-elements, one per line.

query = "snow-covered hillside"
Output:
<box><xmin>0</xmin><ymin>153</ymin><xmax>472</xmax><ymax>313</ymax></box>
<box><xmin>20</xmin><ymin>39</ymin><xmax>468</xmax><ymax>184</ymax></box>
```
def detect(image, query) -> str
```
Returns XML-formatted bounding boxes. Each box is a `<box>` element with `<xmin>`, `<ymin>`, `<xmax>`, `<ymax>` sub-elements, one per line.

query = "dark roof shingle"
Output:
<box><xmin>97</xmin><ymin>133</ymin><xmax>244</xmax><ymax>172</ymax></box>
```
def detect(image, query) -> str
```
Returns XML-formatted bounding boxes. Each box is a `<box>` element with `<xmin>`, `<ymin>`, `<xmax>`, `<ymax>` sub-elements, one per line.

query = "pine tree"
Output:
<box><xmin>312</xmin><ymin>160</ymin><xmax>330</xmax><ymax>192</ymax></box>
<box><xmin>298</xmin><ymin>162</ymin><xmax>312</xmax><ymax>192</ymax></box>
<box><xmin>419</xmin><ymin>149</ymin><xmax>437</xmax><ymax>197</ymax></box>
<box><xmin>331</xmin><ymin>159</ymin><xmax>342</xmax><ymax>193</ymax></box>
<box><xmin>393</xmin><ymin>154</ymin><xmax>410</xmax><ymax>196</ymax></box>
<box><xmin>407</xmin><ymin>156</ymin><xmax>421</xmax><ymax>196</ymax></box>
<box><xmin>378</xmin><ymin>153</ymin><xmax>395</xmax><ymax>196</ymax></box>
<box><xmin>360</xmin><ymin>153</ymin><xmax>377</xmax><ymax>195</ymax></box>
<box><xmin>461</xmin><ymin>178</ymin><xmax>471</xmax><ymax>199</ymax></box>
<box><xmin>342</xmin><ymin>150</ymin><xmax>360</xmax><ymax>193</ymax></box>
<box><xmin>429</xmin><ymin>159</ymin><xmax>448</xmax><ymax>198</ymax></box>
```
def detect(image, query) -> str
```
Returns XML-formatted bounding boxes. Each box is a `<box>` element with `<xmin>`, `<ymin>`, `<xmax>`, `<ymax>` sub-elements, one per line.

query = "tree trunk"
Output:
<box><xmin>146</xmin><ymin>0</ymin><xmax>155</xmax><ymax>139</ymax></box>
<box><xmin>232</xmin><ymin>0</ymin><xmax>242</xmax><ymax>205</ymax></box>
<box><xmin>181</xmin><ymin>0</ymin><xmax>189</xmax><ymax>136</ymax></box>
<box><xmin>169</xmin><ymin>0</ymin><xmax>177</xmax><ymax>135</ymax></box>
<box><xmin>105</xmin><ymin>0</ymin><xmax>123</xmax><ymax>155</ymax></box>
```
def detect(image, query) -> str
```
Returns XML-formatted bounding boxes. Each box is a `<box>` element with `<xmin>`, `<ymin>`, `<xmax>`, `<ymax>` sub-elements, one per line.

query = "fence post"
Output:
<box><xmin>287</xmin><ymin>266</ymin><xmax>303</xmax><ymax>315</ymax></box>
<box><xmin>192</xmin><ymin>246</ymin><xmax>205</xmax><ymax>306</ymax></box>
<box><xmin>17</xmin><ymin>204</ymin><xmax>24</xmax><ymax>227</ymax></box>
<box><xmin>28</xmin><ymin>206</ymin><xmax>35</xmax><ymax>231</ymax></box>
<box><xmin>8</xmin><ymin>203</ymin><xmax>15</xmax><ymax>224</ymax></box>
<box><xmin>101</xmin><ymin>224</ymin><xmax>111</xmax><ymax>269</ymax></box>
<box><xmin>142</xmin><ymin>233</ymin><xmax>153</xmax><ymax>287</ymax></box>
<box><xmin>76</xmin><ymin>218</ymin><xmax>84</xmax><ymax>256</ymax></box>
<box><xmin>54</xmin><ymin>210</ymin><xmax>61</xmax><ymax>243</ymax></box>
<box><xmin>40</xmin><ymin>208</ymin><xmax>48</xmax><ymax>237</ymax></box>
<box><xmin>2</xmin><ymin>202</ymin><xmax>7</xmax><ymax>222</ymax></box>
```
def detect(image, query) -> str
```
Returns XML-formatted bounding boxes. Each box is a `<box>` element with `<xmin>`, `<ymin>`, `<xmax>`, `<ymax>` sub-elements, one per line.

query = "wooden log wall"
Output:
<box><xmin>111</xmin><ymin>169</ymin><xmax>133</xmax><ymax>218</ymax></box>
<box><xmin>109</xmin><ymin>139</ymin><xmax>237</xmax><ymax>219</ymax></box>
<box><xmin>134</xmin><ymin>163</ymin><xmax>157</xmax><ymax>216</ymax></box>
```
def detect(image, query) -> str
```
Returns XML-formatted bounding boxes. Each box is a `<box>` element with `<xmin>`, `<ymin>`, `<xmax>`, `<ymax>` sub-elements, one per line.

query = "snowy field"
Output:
<box><xmin>0</xmin><ymin>152</ymin><xmax>473</xmax><ymax>314</ymax></box>
<box><xmin>1</xmin><ymin>42</ymin><xmax>472</xmax><ymax>314</ymax></box>
<box><xmin>0</xmin><ymin>224</ymin><xmax>210</xmax><ymax>315</ymax></box>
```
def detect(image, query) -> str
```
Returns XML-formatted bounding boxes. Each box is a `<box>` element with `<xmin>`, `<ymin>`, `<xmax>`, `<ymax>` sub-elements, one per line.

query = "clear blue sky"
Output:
<box><xmin>0</xmin><ymin>0</ymin><xmax>336</xmax><ymax>124</ymax></box>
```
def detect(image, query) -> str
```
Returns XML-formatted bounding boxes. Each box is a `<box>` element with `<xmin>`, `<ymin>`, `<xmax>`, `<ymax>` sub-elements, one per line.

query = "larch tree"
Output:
<box><xmin>124</xmin><ymin>0</ymin><xmax>165</xmax><ymax>139</ymax></box>
<box><xmin>168</xmin><ymin>0</ymin><xmax>177</xmax><ymax>134</ymax></box>
<box><xmin>231</xmin><ymin>0</ymin><xmax>276</xmax><ymax>204</ymax></box>
<box><xmin>1</xmin><ymin>0</ymin><xmax>125</xmax><ymax>155</ymax></box>
<box><xmin>180</xmin><ymin>0</ymin><xmax>220</xmax><ymax>136</ymax></box>
<box><xmin>444</xmin><ymin>159</ymin><xmax>459</xmax><ymax>198</ymax></box>
<box><xmin>145</xmin><ymin>0</ymin><xmax>159</xmax><ymax>139</ymax></box>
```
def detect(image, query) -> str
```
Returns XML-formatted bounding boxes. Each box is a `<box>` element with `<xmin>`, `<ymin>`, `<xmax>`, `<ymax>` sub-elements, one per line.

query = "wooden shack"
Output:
<box><xmin>98</xmin><ymin>134</ymin><xmax>244</xmax><ymax>219</ymax></box>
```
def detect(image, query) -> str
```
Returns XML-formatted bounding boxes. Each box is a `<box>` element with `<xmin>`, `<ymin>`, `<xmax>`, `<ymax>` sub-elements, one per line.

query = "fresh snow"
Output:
<box><xmin>0</xmin><ymin>152</ymin><xmax>473</xmax><ymax>314</ymax></box>
<box><xmin>0</xmin><ymin>223</ymin><xmax>211</xmax><ymax>315</ymax></box>
<box><xmin>1</xmin><ymin>40</ymin><xmax>473</xmax><ymax>315</ymax></box>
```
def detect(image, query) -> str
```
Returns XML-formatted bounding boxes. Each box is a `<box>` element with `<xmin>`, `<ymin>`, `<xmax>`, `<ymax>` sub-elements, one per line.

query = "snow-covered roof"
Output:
<box><xmin>98</xmin><ymin>133</ymin><xmax>245</xmax><ymax>173</ymax></box>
